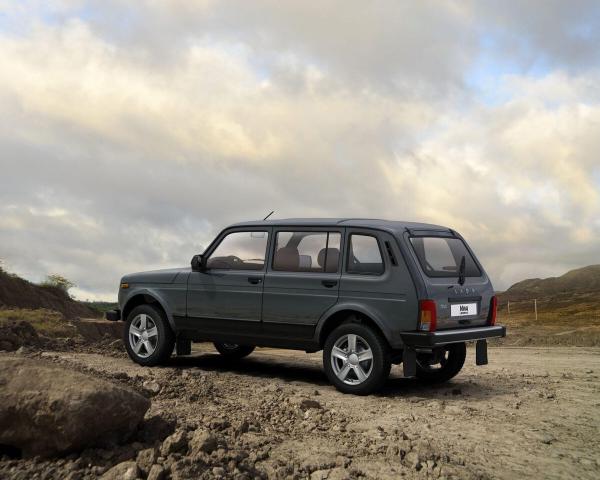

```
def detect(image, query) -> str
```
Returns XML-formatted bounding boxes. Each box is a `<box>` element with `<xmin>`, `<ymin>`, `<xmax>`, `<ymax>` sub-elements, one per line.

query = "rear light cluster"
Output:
<box><xmin>419</xmin><ymin>299</ymin><xmax>437</xmax><ymax>332</ymax></box>
<box><xmin>488</xmin><ymin>295</ymin><xmax>498</xmax><ymax>326</ymax></box>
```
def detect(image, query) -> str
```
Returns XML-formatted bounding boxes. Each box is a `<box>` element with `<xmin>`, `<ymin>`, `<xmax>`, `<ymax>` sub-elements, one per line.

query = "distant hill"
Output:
<box><xmin>0</xmin><ymin>270</ymin><xmax>99</xmax><ymax>319</ymax></box>
<box><xmin>501</xmin><ymin>265</ymin><xmax>600</xmax><ymax>301</ymax></box>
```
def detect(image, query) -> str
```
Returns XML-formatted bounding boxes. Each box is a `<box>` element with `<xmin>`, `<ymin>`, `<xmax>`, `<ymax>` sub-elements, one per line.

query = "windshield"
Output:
<box><xmin>409</xmin><ymin>236</ymin><xmax>481</xmax><ymax>278</ymax></box>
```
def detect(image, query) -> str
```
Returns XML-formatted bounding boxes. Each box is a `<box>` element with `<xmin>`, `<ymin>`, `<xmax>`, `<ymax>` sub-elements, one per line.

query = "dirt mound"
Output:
<box><xmin>0</xmin><ymin>270</ymin><xmax>98</xmax><ymax>319</ymax></box>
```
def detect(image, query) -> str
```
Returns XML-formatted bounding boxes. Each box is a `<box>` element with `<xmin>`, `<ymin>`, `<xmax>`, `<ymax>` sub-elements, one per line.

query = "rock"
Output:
<box><xmin>143</xmin><ymin>380</ymin><xmax>162</xmax><ymax>395</ymax></box>
<box><xmin>328</xmin><ymin>468</ymin><xmax>351</xmax><ymax>480</ymax></box>
<box><xmin>212</xmin><ymin>466</ymin><xmax>226</xmax><ymax>477</ymax></box>
<box><xmin>160</xmin><ymin>430</ymin><xmax>188</xmax><ymax>456</ymax></box>
<box><xmin>147</xmin><ymin>464</ymin><xmax>166</xmax><ymax>480</ymax></box>
<box><xmin>189</xmin><ymin>428</ymin><xmax>218</xmax><ymax>455</ymax></box>
<box><xmin>290</xmin><ymin>396</ymin><xmax>323</xmax><ymax>411</ymax></box>
<box><xmin>136</xmin><ymin>447</ymin><xmax>157</xmax><ymax>475</ymax></box>
<box><xmin>451</xmin><ymin>388</ymin><xmax>462</xmax><ymax>395</ymax></box>
<box><xmin>100</xmin><ymin>461</ymin><xmax>139</xmax><ymax>480</ymax></box>
<box><xmin>0</xmin><ymin>321</ymin><xmax>39</xmax><ymax>351</ymax></box>
<box><xmin>0</xmin><ymin>358</ymin><xmax>150</xmax><ymax>457</ymax></box>
<box><xmin>310</xmin><ymin>470</ymin><xmax>330</xmax><ymax>480</ymax></box>
<box><xmin>540</xmin><ymin>434</ymin><xmax>556</xmax><ymax>445</ymax></box>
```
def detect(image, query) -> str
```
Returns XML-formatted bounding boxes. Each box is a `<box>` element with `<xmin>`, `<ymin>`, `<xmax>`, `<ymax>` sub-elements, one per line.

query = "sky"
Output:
<box><xmin>1</xmin><ymin>0</ymin><xmax>600</xmax><ymax>301</ymax></box>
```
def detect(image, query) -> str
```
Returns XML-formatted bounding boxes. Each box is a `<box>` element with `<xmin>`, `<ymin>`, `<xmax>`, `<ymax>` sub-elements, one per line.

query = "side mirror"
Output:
<box><xmin>191</xmin><ymin>254</ymin><xmax>207</xmax><ymax>272</ymax></box>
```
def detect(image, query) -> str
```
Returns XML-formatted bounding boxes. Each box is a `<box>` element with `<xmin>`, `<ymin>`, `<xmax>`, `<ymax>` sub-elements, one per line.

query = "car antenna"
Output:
<box><xmin>263</xmin><ymin>211</ymin><xmax>274</xmax><ymax>220</ymax></box>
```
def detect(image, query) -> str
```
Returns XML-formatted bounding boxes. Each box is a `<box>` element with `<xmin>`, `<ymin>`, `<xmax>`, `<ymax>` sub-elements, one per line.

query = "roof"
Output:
<box><xmin>229</xmin><ymin>218</ymin><xmax>450</xmax><ymax>235</ymax></box>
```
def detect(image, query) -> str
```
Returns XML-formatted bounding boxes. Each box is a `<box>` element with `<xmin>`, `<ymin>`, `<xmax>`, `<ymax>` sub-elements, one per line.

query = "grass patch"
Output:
<box><xmin>0</xmin><ymin>308</ymin><xmax>78</xmax><ymax>337</ymax></box>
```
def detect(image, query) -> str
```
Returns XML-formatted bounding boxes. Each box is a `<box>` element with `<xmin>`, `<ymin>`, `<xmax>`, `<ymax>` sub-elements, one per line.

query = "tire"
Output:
<box><xmin>213</xmin><ymin>342</ymin><xmax>255</xmax><ymax>359</ymax></box>
<box><xmin>415</xmin><ymin>342</ymin><xmax>466</xmax><ymax>384</ymax></box>
<box><xmin>323</xmin><ymin>322</ymin><xmax>391</xmax><ymax>395</ymax></box>
<box><xmin>124</xmin><ymin>304</ymin><xmax>175</xmax><ymax>366</ymax></box>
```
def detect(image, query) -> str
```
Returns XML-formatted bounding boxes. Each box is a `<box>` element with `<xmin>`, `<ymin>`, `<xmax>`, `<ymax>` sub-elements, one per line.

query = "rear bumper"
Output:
<box><xmin>400</xmin><ymin>325</ymin><xmax>506</xmax><ymax>347</ymax></box>
<box><xmin>105</xmin><ymin>309</ymin><xmax>121</xmax><ymax>322</ymax></box>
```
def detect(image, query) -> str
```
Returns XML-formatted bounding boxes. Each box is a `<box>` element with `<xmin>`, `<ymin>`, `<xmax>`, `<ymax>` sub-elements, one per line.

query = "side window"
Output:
<box><xmin>207</xmin><ymin>231</ymin><xmax>268</xmax><ymax>270</ymax></box>
<box><xmin>347</xmin><ymin>234</ymin><xmax>384</xmax><ymax>275</ymax></box>
<box><xmin>273</xmin><ymin>231</ymin><xmax>341</xmax><ymax>273</ymax></box>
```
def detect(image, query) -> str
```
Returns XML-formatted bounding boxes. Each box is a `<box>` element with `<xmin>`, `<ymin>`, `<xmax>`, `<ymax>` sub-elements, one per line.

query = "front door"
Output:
<box><xmin>185</xmin><ymin>228</ymin><xmax>271</xmax><ymax>335</ymax></box>
<box><xmin>262</xmin><ymin>228</ymin><xmax>344</xmax><ymax>340</ymax></box>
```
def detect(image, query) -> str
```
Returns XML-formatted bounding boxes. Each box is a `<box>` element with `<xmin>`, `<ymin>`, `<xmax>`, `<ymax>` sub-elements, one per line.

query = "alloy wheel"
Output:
<box><xmin>129</xmin><ymin>313</ymin><xmax>159</xmax><ymax>358</ymax></box>
<box><xmin>330</xmin><ymin>333</ymin><xmax>374</xmax><ymax>385</ymax></box>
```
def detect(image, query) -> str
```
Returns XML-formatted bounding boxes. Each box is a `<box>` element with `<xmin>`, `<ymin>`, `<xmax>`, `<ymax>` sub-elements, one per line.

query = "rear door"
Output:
<box><xmin>261</xmin><ymin>227</ymin><xmax>343</xmax><ymax>340</ymax></box>
<box><xmin>407</xmin><ymin>232</ymin><xmax>493</xmax><ymax>329</ymax></box>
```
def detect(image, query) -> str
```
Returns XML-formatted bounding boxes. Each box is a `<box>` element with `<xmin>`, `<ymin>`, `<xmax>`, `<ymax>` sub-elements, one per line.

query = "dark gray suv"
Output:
<box><xmin>106</xmin><ymin>218</ymin><xmax>505</xmax><ymax>394</ymax></box>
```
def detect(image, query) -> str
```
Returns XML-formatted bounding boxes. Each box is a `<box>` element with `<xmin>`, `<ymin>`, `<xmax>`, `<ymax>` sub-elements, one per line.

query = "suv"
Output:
<box><xmin>106</xmin><ymin>218</ymin><xmax>505</xmax><ymax>394</ymax></box>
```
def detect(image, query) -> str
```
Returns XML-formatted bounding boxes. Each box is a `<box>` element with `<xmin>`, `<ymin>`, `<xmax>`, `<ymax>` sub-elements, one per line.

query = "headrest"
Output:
<box><xmin>317</xmin><ymin>247</ymin><xmax>340</xmax><ymax>272</ymax></box>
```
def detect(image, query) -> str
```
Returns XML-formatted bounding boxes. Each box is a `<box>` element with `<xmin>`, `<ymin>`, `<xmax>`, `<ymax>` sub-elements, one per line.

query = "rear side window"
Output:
<box><xmin>207</xmin><ymin>231</ymin><xmax>268</xmax><ymax>270</ymax></box>
<box><xmin>347</xmin><ymin>234</ymin><xmax>384</xmax><ymax>275</ymax></box>
<box><xmin>409</xmin><ymin>236</ymin><xmax>481</xmax><ymax>277</ymax></box>
<box><xmin>273</xmin><ymin>231</ymin><xmax>341</xmax><ymax>273</ymax></box>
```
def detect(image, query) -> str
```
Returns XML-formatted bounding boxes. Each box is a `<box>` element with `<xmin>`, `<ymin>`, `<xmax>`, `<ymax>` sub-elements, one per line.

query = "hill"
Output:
<box><xmin>501</xmin><ymin>265</ymin><xmax>600</xmax><ymax>300</ymax></box>
<box><xmin>0</xmin><ymin>269</ymin><xmax>98</xmax><ymax>319</ymax></box>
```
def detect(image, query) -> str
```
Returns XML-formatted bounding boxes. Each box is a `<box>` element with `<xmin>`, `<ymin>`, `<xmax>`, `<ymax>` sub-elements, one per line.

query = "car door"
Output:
<box><xmin>262</xmin><ymin>227</ymin><xmax>344</xmax><ymax>340</ymax></box>
<box><xmin>185</xmin><ymin>228</ymin><xmax>272</xmax><ymax>335</ymax></box>
<box><xmin>339</xmin><ymin>228</ymin><xmax>418</xmax><ymax>340</ymax></box>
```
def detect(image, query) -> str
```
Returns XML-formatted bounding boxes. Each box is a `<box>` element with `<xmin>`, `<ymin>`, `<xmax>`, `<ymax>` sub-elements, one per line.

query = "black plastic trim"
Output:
<box><xmin>400</xmin><ymin>325</ymin><xmax>506</xmax><ymax>347</ymax></box>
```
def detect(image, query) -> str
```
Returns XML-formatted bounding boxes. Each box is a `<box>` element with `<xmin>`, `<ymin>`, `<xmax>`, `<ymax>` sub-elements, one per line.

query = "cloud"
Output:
<box><xmin>0</xmin><ymin>1</ymin><xmax>599</xmax><ymax>300</ymax></box>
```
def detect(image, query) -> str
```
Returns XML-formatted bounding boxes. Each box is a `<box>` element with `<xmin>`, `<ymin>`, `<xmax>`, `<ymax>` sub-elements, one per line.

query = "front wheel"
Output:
<box><xmin>213</xmin><ymin>342</ymin><xmax>255</xmax><ymax>359</ymax></box>
<box><xmin>323</xmin><ymin>322</ymin><xmax>391</xmax><ymax>395</ymax></box>
<box><xmin>415</xmin><ymin>342</ymin><xmax>466</xmax><ymax>384</ymax></box>
<box><xmin>124</xmin><ymin>304</ymin><xmax>174</xmax><ymax>366</ymax></box>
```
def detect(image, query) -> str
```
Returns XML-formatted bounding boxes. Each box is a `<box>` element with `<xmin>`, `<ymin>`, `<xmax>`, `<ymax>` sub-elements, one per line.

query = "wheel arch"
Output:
<box><xmin>316</xmin><ymin>305</ymin><xmax>391</xmax><ymax>348</ymax></box>
<box><xmin>122</xmin><ymin>289</ymin><xmax>175</xmax><ymax>331</ymax></box>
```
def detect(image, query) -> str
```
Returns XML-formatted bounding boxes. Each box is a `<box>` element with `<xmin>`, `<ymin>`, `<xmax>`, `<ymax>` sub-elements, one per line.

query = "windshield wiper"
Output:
<box><xmin>458</xmin><ymin>255</ymin><xmax>466</xmax><ymax>285</ymax></box>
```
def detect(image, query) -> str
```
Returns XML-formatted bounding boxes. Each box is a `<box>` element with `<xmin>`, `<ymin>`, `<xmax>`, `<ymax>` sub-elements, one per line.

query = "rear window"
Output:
<box><xmin>409</xmin><ymin>236</ymin><xmax>481</xmax><ymax>278</ymax></box>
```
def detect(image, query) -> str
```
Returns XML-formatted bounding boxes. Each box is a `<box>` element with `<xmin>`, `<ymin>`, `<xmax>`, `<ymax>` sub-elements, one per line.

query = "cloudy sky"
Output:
<box><xmin>1</xmin><ymin>1</ymin><xmax>599</xmax><ymax>300</ymax></box>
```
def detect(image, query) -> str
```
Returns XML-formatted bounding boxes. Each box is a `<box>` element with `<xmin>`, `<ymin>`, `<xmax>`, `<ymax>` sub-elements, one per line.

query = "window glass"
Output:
<box><xmin>409</xmin><ymin>237</ymin><xmax>481</xmax><ymax>277</ymax></box>
<box><xmin>207</xmin><ymin>231</ymin><xmax>268</xmax><ymax>270</ymax></box>
<box><xmin>347</xmin><ymin>235</ymin><xmax>384</xmax><ymax>275</ymax></box>
<box><xmin>273</xmin><ymin>232</ymin><xmax>341</xmax><ymax>273</ymax></box>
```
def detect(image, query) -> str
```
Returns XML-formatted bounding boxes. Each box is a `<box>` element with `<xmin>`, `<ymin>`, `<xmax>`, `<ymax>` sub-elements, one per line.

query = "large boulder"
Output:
<box><xmin>0</xmin><ymin>357</ymin><xmax>150</xmax><ymax>457</ymax></box>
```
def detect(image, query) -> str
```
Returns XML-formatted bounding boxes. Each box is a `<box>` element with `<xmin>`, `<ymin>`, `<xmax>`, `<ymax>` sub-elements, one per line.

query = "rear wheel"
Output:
<box><xmin>124</xmin><ymin>304</ymin><xmax>174</xmax><ymax>366</ymax></box>
<box><xmin>323</xmin><ymin>322</ymin><xmax>391</xmax><ymax>395</ymax></box>
<box><xmin>213</xmin><ymin>342</ymin><xmax>255</xmax><ymax>359</ymax></box>
<box><xmin>415</xmin><ymin>342</ymin><xmax>466</xmax><ymax>384</ymax></box>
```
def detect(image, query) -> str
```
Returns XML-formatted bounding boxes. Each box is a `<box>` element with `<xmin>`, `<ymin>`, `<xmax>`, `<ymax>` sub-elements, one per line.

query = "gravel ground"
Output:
<box><xmin>1</xmin><ymin>345</ymin><xmax>599</xmax><ymax>479</ymax></box>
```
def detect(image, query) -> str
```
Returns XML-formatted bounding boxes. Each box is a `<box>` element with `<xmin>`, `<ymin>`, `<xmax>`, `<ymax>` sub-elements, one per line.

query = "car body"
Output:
<box><xmin>107</xmin><ymin>218</ymin><xmax>505</xmax><ymax>394</ymax></box>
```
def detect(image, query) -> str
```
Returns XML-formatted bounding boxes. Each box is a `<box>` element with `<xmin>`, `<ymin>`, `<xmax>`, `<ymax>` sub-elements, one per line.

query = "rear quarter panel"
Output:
<box><xmin>332</xmin><ymin>229</ymin><xmax>419</xmax><ymax>348</ymax></box>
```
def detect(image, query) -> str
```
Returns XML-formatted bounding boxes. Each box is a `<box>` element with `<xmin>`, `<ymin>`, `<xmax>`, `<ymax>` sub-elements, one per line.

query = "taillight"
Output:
<box><xmin>488</xmin><ymin>296</ymin><xmax>497</xmax><ymax>325</ymax></box>
<box><xmin>419</xmin><ymin>299</ymin><xmax>437</xmax><ymax>332</ymax></box>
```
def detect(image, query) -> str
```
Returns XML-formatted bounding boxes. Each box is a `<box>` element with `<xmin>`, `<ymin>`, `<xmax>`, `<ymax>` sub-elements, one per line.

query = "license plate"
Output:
<box><xmin>451</xmin><ymin>303</ymin><xmax>477</xmax><ymax>317</ymax></box>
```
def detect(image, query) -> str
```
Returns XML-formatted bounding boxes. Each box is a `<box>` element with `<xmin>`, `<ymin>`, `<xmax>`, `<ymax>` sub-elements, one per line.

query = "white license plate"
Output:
<box><xmin>451</xmin><ymin>303</ymin><xmax>477</xmax><ymax>317</ymax></box>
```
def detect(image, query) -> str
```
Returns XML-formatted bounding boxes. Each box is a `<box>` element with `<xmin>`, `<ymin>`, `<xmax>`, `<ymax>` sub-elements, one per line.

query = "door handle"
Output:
<box><xmin>248</xmin><ymin>276</ymin><xmax>263</xmax><ymax>285</ymax></box>
<box><xmin>321</xmin><ymin>280</ymin><xmax>338</xmax><ymax>288</ymax></box>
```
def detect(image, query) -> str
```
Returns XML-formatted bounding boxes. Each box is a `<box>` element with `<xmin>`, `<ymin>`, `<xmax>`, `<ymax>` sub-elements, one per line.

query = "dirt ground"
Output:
<box><xmin>3</xmin><ymin>344</ymin><xmax>598</xmax><ymax>480</ymax></box>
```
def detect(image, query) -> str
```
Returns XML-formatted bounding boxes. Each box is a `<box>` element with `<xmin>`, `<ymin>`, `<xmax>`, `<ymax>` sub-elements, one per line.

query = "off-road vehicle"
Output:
<box><xmin>107</xmin><ymin>218</ymin><xmax>505</xmax><ymax>394</ymax></box>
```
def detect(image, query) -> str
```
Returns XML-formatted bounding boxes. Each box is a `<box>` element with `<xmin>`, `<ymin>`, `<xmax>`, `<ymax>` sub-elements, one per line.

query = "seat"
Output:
<box><xmin>273</xmin><ymin>246</ymin><xmax>300</xmax><ymax>271</ymax></box>
<box><xmin>317</xmin><ymin>248</ymin><xmax>340</xmax><ymax>273</ymax></box>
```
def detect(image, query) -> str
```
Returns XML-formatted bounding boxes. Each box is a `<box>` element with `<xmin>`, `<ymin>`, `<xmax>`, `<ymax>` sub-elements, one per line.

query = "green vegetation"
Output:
<box><xmin>82</xmin><ymin>301</ymin><xmax>119</xmax><ymax>315</ymax></box>
<box><xmin>0</xmin><ymin>308</ymin><xmax>78</xmax><ymax>337</ymax></box>
<box><xmin>40</xmin><ymin>274</ymin><xmax>76</xmax><ymax>293</ymax></box>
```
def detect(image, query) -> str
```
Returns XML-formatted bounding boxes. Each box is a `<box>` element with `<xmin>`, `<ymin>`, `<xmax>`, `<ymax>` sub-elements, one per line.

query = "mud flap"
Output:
<box><xmin>403</xmin><ymin>347</ymin><xmax>417</xmax><ymax>377</ymax></box>
<box><xmin>176</xmin><ymin>337</ymin><xmax>191</xmax><ymax>356</ymax></box>
<box><xmin>476</xmin><ymin>339</ymin><xmax>488</xmax><ymax>365</ymax></box>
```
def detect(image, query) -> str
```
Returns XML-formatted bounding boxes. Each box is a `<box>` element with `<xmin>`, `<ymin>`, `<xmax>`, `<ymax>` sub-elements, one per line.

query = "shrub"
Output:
<box><xmin>41</xmin><ymin>274</ymin><xmax>76</xmax><ymax>293</ymax></box>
